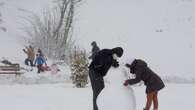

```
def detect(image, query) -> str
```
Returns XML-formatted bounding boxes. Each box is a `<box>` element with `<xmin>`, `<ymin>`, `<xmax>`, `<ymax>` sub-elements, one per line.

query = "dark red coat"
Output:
<box><xmin>127</xmin><ymin>59</ymin><xmax>165</xmax><ymax>93</ymax></box>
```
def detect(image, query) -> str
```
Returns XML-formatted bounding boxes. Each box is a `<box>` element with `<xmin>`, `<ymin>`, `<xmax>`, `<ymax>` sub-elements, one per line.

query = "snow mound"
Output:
<box><xmin>97</xmin><ymin>67</ymin><xmax>136</xmax><ymax>110</ymax></box>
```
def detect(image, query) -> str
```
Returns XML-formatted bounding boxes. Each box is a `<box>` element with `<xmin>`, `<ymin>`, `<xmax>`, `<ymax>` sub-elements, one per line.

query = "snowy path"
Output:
<box><xmin>134</xmin><ymin>84</ymin><xmax>195</xmax><ymax>110</ymax></box>
<box><xmin>0</xmin><ymin>84</ymin><xmax>92</xmax><ymax>110</ymax></box>
<box><xmin>0</xmin><ymin>83</ymin><xmax>194</xmax><ymax>110</ymax></box>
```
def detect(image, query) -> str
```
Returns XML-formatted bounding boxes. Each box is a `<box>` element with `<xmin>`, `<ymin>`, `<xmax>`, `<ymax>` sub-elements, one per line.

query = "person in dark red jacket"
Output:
<box><xmin>89</xmin><ymin>47</ymin><xmax>123</xmax><ymax>110</ymax></box>
<box><xmin>123</xmin><ymin>59</ymin><xmax>165</xmax><ymax>110</ymax></box>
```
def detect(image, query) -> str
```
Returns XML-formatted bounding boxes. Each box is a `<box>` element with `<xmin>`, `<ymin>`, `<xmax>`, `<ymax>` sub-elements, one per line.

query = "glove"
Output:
<box><xmin>123</xmin><ymin>80</ymin><xmax>129</xmax><ymax>86</ymax></box>
<box><xmin>112</xmin><ymin>60</ymin><xmax>119</xmax><ymax>68</ymax></box>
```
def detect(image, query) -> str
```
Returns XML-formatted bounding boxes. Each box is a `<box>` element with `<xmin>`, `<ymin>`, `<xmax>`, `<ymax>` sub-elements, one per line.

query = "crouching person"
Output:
<box><xmin>123</xmin><ymin>58</ymin><xmax>165</xmax><ymax>110</ymax></box>
<box><xmin>34</xmin><ymin>53</ymin><xmax>46</xmax><ymax>73</ymax></box>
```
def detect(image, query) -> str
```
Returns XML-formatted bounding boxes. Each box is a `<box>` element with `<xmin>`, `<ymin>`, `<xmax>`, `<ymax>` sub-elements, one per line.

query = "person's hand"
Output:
<box><xmin>112</xmin><ymin>60</ymin><xmax>119</xmax><ymax>68</ymax></box>
<box><xmin>123</xmin><ymin>80</ymin><xmax>129</xmax><ymax>86</ymax></box>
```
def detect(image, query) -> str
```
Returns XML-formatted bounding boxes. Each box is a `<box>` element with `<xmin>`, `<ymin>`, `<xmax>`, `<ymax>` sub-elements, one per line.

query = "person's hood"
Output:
<box><xmin>91</xmin><ymin>41</ymin><xmax>97</xmax><ymax>46</ymax></box>
<box><xmin>111</xmin><ymin>47</ymin><xmax>123</xmax><ymax>57</ymax></box>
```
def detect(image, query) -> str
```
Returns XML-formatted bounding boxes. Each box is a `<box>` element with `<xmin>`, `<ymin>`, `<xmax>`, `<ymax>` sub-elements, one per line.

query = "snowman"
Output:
<box><xmin>97</xmin><ymin>66</ymin><xmax>136</xmax><ymax>110</ymax></box>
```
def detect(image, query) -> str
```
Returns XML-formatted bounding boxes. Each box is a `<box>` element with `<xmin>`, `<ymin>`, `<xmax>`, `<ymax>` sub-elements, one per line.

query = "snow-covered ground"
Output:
<box><xmin>0</xmin><ymin>83</ymin><xmax>194</xmax><ymax>110</ymax></box>
<box><xmin>134</xmin><ymin>83</ymin><xmax>195</xmax><ymax>110</ymax></box>
<box><xmin>0</xmin><ymin>83</ymin><xmax>92</xmax><ymax>110</ymax></box>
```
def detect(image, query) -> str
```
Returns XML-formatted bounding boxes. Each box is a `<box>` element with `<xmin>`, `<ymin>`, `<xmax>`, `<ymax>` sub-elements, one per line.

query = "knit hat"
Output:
<box><xmin>111</xmin><ymin>47</ymin><xmax>123</xmax><ymax>57</ymax></box>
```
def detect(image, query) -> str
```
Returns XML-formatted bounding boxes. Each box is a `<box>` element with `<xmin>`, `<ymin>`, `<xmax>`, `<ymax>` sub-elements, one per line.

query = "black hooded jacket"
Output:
<box><xmin>89</xmin><ymin>47</ymin><xmax>123</xmax><ymax>77</ymax></box>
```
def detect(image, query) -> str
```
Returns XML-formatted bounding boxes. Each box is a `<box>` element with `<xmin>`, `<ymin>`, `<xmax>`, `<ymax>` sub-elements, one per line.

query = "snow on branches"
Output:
<box><xmin>70</xmin><ymin>48</ymin><xmax>89</xmax><ymax>88</ymax></box>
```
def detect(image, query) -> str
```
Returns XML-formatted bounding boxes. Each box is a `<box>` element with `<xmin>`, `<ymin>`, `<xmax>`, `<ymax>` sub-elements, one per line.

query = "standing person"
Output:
<box><xmin>89</xmin><ymin>47</ymin><xmax>123</xmax><ymax>110</ymax></box>
<box><xmin>23</xmin><ymin>45</ymin><xmax>35</xmax><ymax>67</ymax></box>
<box><xmin>89</xmin><ymin>41</ymin><xmax>100</xmax><ymax>60</ymax></box>
<box><xmin>37</xmin><ymin>48</ymin><xmax>47</xmax><ymax>64</ymax></box>
<box><xmin>34</xmin><ymin>53</ymin><xmax>46</xmax><ymax>73</ymax></box>
<box><xmin>123</xmin><ymin>58</ymin><xmax>165</xmax><ymax>110</ymax></box>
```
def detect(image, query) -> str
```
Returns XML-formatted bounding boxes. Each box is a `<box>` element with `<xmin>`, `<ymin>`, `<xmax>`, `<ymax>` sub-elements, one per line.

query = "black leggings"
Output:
<box><xmin>89</xmin><ymin>69</ymin><xmax>105</xmax><ymax>110</ymax></box>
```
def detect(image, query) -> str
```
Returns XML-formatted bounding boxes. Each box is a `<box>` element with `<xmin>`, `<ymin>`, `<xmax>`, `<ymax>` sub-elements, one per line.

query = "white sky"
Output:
<box><xmin>73</xmin><ymin>0</ymin><xmax>195</xmax><ymax>77</ymax></box>
<box><xmin>0</xmin><ymin>0</ymin><xmax>195</xmax><ymax>77</ymax></box>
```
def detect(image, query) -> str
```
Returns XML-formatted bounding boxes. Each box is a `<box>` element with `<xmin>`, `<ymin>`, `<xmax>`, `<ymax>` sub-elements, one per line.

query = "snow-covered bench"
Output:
<box><xmin>0</xmin><ymin>64</ymin><xmax>24</xmax><ymax>75</ymax></box>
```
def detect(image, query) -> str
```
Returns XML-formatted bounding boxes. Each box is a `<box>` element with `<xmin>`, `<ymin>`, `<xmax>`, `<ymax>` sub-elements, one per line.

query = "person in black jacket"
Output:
<box><xmin>89</xmin><ymin>47</ymin><xmax>123</xmax><ymax>110</ymax></box>
<box><xmin>89</xmin><ymin>41</ymin><xmax>100</xmax><ymax>60</ymax></box>
<box><xmin>123</xmin><ymin>59</ymin><xmax>165</xmax><ymax>110</ymax></box>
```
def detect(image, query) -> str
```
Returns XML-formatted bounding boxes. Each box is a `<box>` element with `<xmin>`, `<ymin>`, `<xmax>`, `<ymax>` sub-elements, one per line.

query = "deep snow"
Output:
<box><xmin>0</xmin><ymin>83</ymin><xmax>194</xmax><ymax>110</ymax></box>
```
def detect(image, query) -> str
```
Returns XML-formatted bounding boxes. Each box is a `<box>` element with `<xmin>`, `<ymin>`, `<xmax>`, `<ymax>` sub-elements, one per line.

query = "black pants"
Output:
<box><xmin>37</xmin><ymin>64</ymin><xmax>44</xmax><ymax>73</ymax></box>
<box><xmin>89</xmin><ymin>69</ymin><xmax>105</xmax><ymax>110</ymax></box>
<box><xmin>25</xmin><ymin>58</ymin><xmax>33</xmax><ymax>67</ymax></box>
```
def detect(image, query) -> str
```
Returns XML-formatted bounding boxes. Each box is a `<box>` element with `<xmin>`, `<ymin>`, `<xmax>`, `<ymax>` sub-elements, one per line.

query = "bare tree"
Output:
<box><xmin>0</xmin><ymin>2</ymin><xmax>6</xmax><ymax>32</ymax></box>
<box><xmin>22</xmin><ymin>0</ymin><xmax>81</xmax><ymax>60</ymax></box>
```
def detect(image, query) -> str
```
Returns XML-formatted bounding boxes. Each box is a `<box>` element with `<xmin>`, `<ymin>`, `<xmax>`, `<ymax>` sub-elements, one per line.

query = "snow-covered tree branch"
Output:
<box><xmin>0</xmin><ymin>2</ymin><xmax>6</xmax><ymax>32</ymax></box>
<box><xmin>22</xmin><ymin>0</ymin><xmax>81</xmax><ymax>60</ymax></box>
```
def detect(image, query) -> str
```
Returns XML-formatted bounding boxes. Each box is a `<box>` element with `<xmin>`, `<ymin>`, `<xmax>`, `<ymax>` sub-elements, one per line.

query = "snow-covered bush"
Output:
<box><xmin>70</xmin><ymin>48</ymin><xmax>89</xmax><ymax>88</ymax></box>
